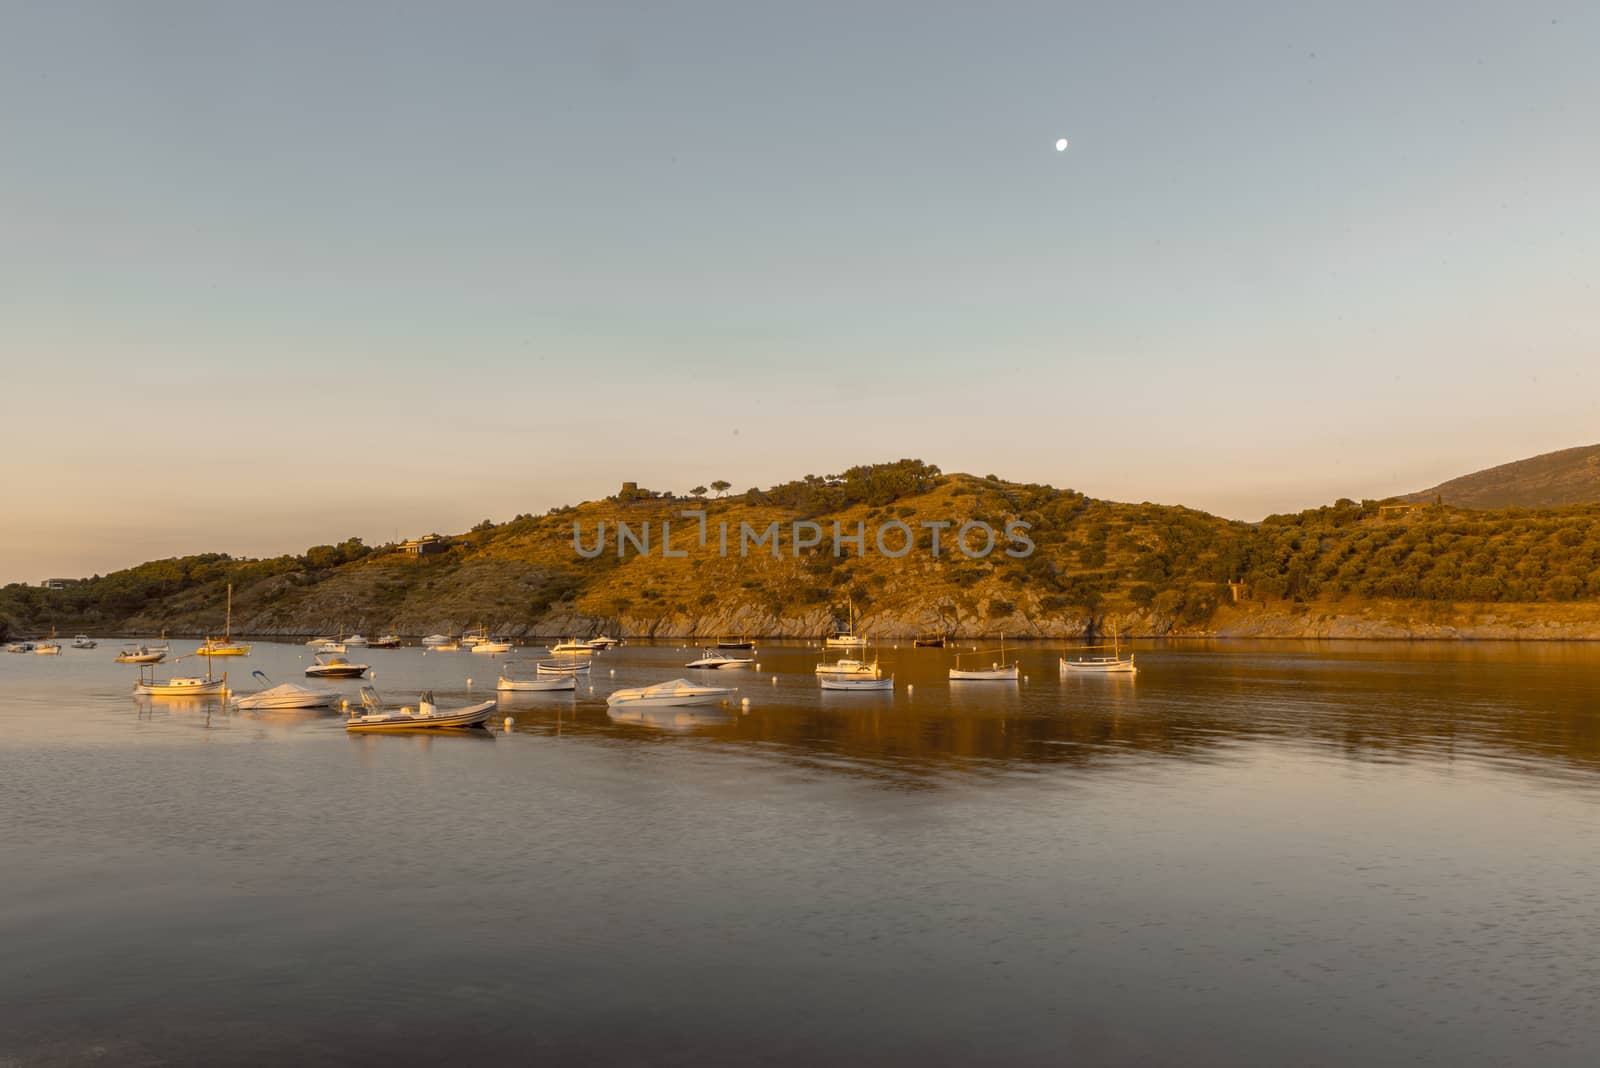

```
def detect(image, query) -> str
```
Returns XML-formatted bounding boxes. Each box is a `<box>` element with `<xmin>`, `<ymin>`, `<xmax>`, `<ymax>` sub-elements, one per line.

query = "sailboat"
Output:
<box><xmin>825</xmin><ymin>596</ymin><xmax>867</xmax><ymax>648</ymax></box>
<box><xmin>134</xmin><ymin>658</ymin><xmax>228</xmax><ymax>697</ymax></box>
<box><xmin>949</xmin><ymin>635</ymin><xmax>1019</xmax><ymax>681</ymax></box>
<box><xmin>34</xmin><ymin>628</ymin><xmax>62</xmax><ymax>655</ymax></box>
<box><xmin>194</xmin><ymin>584</ymin><xmax>251</xmax><ymax>656</ymax></box>
<box><xmin>1060</xmin><ymin>627</ymin><xmax>1137</xmax><ymax>675</ymax></box>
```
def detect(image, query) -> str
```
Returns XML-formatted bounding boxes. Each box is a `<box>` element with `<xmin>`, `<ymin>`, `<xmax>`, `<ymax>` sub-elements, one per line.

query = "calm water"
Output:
<box><xmin>3</xmin><ymin>640</ymin><xmax>1598</xmax><ymax>1066</ymax></box>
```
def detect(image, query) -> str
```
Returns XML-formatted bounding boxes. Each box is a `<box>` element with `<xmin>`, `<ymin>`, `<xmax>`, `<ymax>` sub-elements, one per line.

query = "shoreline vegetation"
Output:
<box><xmin>7</xmin><ymin>459</ymin><xmax>1600</xmax><ymax>643</ymax></box>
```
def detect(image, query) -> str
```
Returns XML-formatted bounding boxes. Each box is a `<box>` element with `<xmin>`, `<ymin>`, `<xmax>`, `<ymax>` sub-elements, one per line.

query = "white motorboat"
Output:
<box><xmin>421</xmin><ymin>634</ymin><xmax>453</xmax><ymax>647</ymax></box>
<box><xmin>314</xmin><ymin>641</ymin><xmax>348</xmax><ymax>654</ymax></box>
<box><xmin>586</xmin><ymin>635</ymin><xmax>622</xmax><ymax>648</ymax></box>
<box><xmin>345</xmin><ymin>687</ymin><xmax>496</xmax><ymax>732</ymax></box>
<box><xmin>71</xmin><ymin>634</ymin><xmax>98</xmax><ymax>650</ymax></box>
<box><xmin>306</xmin><ymin>635</ymin><xmax>337</xmax><ymax>647</ymax></box>
<box><xmin>134</xmin><ymin>662</ymin><xmax>228</xmax><ymax>697</ymax></box>
<box><xmin>344</xmin><ymin>634</ymin><xmax>369</xmax><ymax>648</ymax></box>
<box><xmin>606</xmin><ymin>678</ymin><xmax>736</xmax><ymax>709</ymax></box>
<box><xmin>549</xmin><ymin>639</ymin><xmax>594</xmax><ymax>655</ymax></box>
<box><xmin>497</xmin><ymin>662</ymin><xmax>578</xmax><ymax>692</ymax></box>
<box><xmin>1060</xmin><ymin>631</ymin><xmax>1137</xmax><ymax>674</ymax></box>
<box><xmin>814</xmin><ymin>657</ymin><xmax>880</xmax><ymax>678</ymax></box>
<box><xmin>535</xmin><ymin>658</ymin><xmax>591</xmax><ymax>676</ymax></box>
<box><xmin>5</xmin><ymin>642</ymin><xmax>33</xmax><ymax>653</ymax></box>
<box><xmin>305</xmin><ymin>654</ymin><xmax>369</xmax><ymax>679</ymax></box>
<box><xmin>685</xmin><ymin>649</ymin><xmax>755</xmax><ymax>669</ymax></box>
<box><xmin>233</xmin><ymin>671</ymin><xmax>341</xmax><ymax>710</ymax></box>
<box><xmin>470</xmin><ymin>638</ymin><xmax>513</xmax><ymax>655</ymax></box>
<box><xmin>115</xmin><ymin>644</ymin><xmax>166</xmax><ymax>664</ymax></box>
<box><xmin>819</xmin><ymin>675</ymin><xmax>894</xmax><ymax>692</ymax></box>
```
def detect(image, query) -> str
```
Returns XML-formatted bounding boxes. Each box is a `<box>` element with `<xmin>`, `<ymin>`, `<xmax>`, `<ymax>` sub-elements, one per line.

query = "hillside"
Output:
<box><xmin>1405</xmin><ymin>444</ymin><xmax>1600</xmax><ymax>510</ymax></box>
<box><xmin>5</xmin><ymin>459</ymin><xmax>1600</xmax><ymax>641</ymax></box>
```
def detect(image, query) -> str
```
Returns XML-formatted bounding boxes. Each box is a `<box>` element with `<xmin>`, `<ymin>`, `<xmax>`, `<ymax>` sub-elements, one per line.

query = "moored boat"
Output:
<box><xmin>71</xmin><ymin>634</ymin><xmax>98</xmax><ymax>650</ymax></box>
<box><xmin>949</xmin><ymin>637</ymin><xmax>1019</xmax><ymax>681</ymax></box>
<box><xmin>814</xmin><ymin>656</ymin><xmax>880</xmax><ymax>678</ymax></box>
<box><xmin>134</xmin><ymin>662</ymin><xmax>228</xmax><ymax>697</ymax></box>
<box><xmin>686</xmin><ymin>649</ymin><xmax>755</xmax><ymax>669</ymax></box>
<box><xmin>233</xmin><ymin>671</ymin><xmax>342</xmax><ymax>710</ymax></box>
<box><xmin>369</xmin><ymin>634</ymin><xmax>403</xmax><ymax>649</ymax></box>
<box><xmin>345</xmin><ymin>687</ymin><xmax>496</xmax><ymax>732</ymax></box>
<box><xmin>305</xmin><ymin>654</ymin><xmax>369</xmax><ymax>679</ymax></box>
<box><xmin>819</xmin><ymin>675</ymin><xmax>894</xmax><ymax>692</ymax></box>
<box><xmin>115</xmin><ymin>644</ymin><xmax>167</xmax><ymax>664</ymax></box>
<box><xmin>471</xmin><ymin>637</ymin><xmax>514</xmax><ymax>655</ymax></box>
<box><xmin>1060</xmin><ymin>631</ymin><xmax>1137</xmax><ymax>674</ymax></box>
<box><xmin>497</xmin><ymin>662</ymin><xmax>579</xmax><ymax>691</ymax></box>
<box><xmin>549</xmin><ymin>638</ymin><xmax>594</xmax><ymax>655</ymax></box>
<box><xmin>606</xmin><ymin>678</ymin><xmax>736</xmax><ymax>709</ymax></box>
<box><xmin>195</xmin><ymin>584</ymin><xmax>251</xmax><ymax>656</ymax></box>
<box><xmin>535</xmin><ymin>658</ymin><xmax>591</xmax><ymax>676</ymax></box>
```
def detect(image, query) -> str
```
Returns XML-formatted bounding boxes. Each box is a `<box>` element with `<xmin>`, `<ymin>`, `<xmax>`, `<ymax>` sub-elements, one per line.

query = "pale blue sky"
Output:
<box><xmin>2</xmin><ymin>1</ymin><xmax>1596</xmax><ymax>582</ymax></box>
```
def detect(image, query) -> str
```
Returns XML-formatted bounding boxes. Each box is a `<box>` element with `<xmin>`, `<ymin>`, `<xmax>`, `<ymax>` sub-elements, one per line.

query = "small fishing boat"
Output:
<box><xmin>606</xmin><ymin>678</ymin><xmax>736</xmax><ymax>709</ymax></box>
<box><xmin>314</xmin><ymin>641</ymin><xmax>348</xmax><ymax>655</ymax></box>
<box><xmin>535</xmin><ymin>658</ymin><xmax>592</xmax><ymax>676</ymax></box>
<box><xmin>233</xmin><ymin>671</ymin><xmax>341</xmax><ymax>710</ymax></box>
<box><xmin>913</xmin><ymin>635</ymin><xmax>946</xmax><ymax>648</ymax></box>
<box><xmin>715</xmin><ymin>633</ymin><xmax>756</xmax><ymax>650</ymax></box>
<box><xmin>6</xmin><ymin>642</ymin><xmax>34</xmax><ymax>653</ymax></box>
<box><xmin>134</xmin><ymin>661</ymin><xmax>228</xmax><ymax>697</ymax></box>
<box><xmin>195</xmin><ymin>584</ymin><xmax>251</xmax><ymax>656</ymax></box>
<box><xmin>71</xmin><ymin>634</ymin><xmax>98</xmax><ymax>650</ymax></box>
<box><xmin>345</xmin><ymin>687</ymin><xmax>496</xmax><ymax>732</ymax></box>
<box><xmin>685</xmin><ymin>649</ymin><xmax>755</xmax><ymax>669</ymax></box>
<box><xmin>430</xmin><ymin>640</ymin><xmax>460</xmax><ymax>651</ymax></box>
<box><xmin>470</xmin><ymin>637</ymin><xmax>514</xmax><ymax>655</ymax></box>
<box><xmin>1060</xmin><ymin>631</ymin><xmax>1138</xmax><ymax>675</ymax></box>
<box><xmin>497</xmin><ymin>662</ymin><xmax>578</xmax><ymax>692</ymax></box>
<box><xmin>814</xmin><ymin>657</ymin><xmax>880</xmax><ymax>678</ymax></box>
<box><xmin>549</xmin><ymin>638</ymin><xmax>594</xmax><ymax>655</ymax></box>
<box><xmin>34</xmin><ymin>635</ymin><xmax>62</xmax><ymax>655</ymax></box>
<box><xmin>949</xmin><ymin>637</ymin><xmax>1019</xmax><ymax>681</ymax></box>
<box><xmin>586</xmin><ymin>635</ymin><xmax>622</xmax><ymax>648</ymax></box>
<box><xmin>115</xmin><ymin>644</ymin><xmax>166</xmax><ymax>664</ymax></box>
<box><xmin>819</xmin><ymin>675</ymin><xmax>894</xmax><ymax>692</ymax></box>
<box><xmin>344</xmin><ymin>634</ymin><xmax>370</xmax><ymax>648</ymax></box>
<box><xmin>305</xmin><ymin>654</ymin><xmax>369</xmax><ymax>679</ymax></box>
<box><xmin>420</xmin><ymin>634</ymin><xmax>452</xmax><ymax>647</ymax></box>
<box><xmin>369</xmin><ymin>634</ymin><xmax>402</xmax><ymax>649</ymax></box>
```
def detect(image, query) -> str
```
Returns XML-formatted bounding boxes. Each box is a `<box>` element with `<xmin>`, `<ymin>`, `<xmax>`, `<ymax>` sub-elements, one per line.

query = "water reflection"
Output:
<box><xmin>606</xmin><ymin>705</ymin><xmax>738</xmax><ymax>731</ymax></box>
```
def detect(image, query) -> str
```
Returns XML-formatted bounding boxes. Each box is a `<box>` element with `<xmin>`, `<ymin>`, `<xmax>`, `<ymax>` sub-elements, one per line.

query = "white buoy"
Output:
<box><xmin>589</xmin><ymin>685</ymin><xmax>595</xmax><ymax>693</ymax></box>
<box><xmin>609</xmin><ymin>669</ymin><xmax>615</xmax><ymax>677</ymax></box>
<box><xmin>755</xmin><ymin>663</ymin><xmax>761</xmax><ymax>671</ymax></box>
<box><xmin>466</xmin><ymin>677</ymin><xmax>472</xmax><ymax>688</ymax></box>
<box><xmin>772</xmin><ymin>675</ymin><xmax>778</xmax><ymax>685</ymax></box>
<box><xmin>907</xmin><ymin>684</ymin><xmax>914</xmax><ymax>695</ymax></box>
<box><xmin>341</xmin><ymin>699</ymin><xmax>349</xmax><ymax>711</ymax></box>
<box><xmin>741</xmin><ymin>697</ymin><xmax>750</xmax><ymax>709</ymax></box>
<box><xmin>504</xmin><ymin>716</ymin><xmax>514</xmax><ymax>731</ymax></box>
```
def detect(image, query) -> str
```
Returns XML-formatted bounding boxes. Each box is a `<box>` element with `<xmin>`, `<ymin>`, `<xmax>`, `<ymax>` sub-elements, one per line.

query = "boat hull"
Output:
<box><xmin>497</xmin><ymin>676</ymin><xmax>577</xmax><ymax>692</ymax></box>
<box><xmin>305</xmin><ymin>666</ymin><xmax>369</xmax><ymax>679</ymax></box>
<box><xmin>1060</xmin><ymin>658</ymin><xmax>1137</xmax><ymax>674</ymax></box>
<box><xmin>470</xmin><ymin>642</ymin><xmax>513</xmax><ymax>654</ymax></box>
<box><xmin>135</xmin><ymin>680</ymin><xmax>228</xmax><ymax>696</ymax></box>
<box><xmin>235</xmin><ymin>686</ymin><xmax>342</xmax><ymax>710</ymax></box>
<box><xmin>346</xmin><ymin>700</ymin><xmax>497</xmax><ymax>732</ymax></box>
<box><xmin>949</xmin><ymin>667</ymin><xmax>1019</xmax><ymax>681</ymax></box>
<box><xmin>195</xmin><ymin>645</ymin><xmax>251</xmax><ymax>657</ymax></box>
<box><xmin>116</xmin><ymin>651</ymin><xmax>166</xmax><ymax>664</ymax></box>
<box><xmin>819</xmin><ymin>677</ymin><xmax>894</xmax><ymax>691</ymax></box>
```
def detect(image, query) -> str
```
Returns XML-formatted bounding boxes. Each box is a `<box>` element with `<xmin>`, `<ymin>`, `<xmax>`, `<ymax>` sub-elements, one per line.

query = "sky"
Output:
<box><xmin>2</xmin><ymin>1</ymin><xmax>1597</xmax><ymax>583</ymax></box>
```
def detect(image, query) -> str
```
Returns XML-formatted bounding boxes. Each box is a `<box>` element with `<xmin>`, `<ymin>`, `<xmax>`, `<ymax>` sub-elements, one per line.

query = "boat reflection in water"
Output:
<box><xmin>606</xmin><ymin>705</ymin><xmax>737</xmax><ymax>731</ymax></box>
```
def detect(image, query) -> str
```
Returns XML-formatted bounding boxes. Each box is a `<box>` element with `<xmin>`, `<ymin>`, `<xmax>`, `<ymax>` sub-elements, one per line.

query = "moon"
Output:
<box><xmin>1055</xmin><ymin>138</ymin><xmax>1069</xmax><ymax>152</ymax></box>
